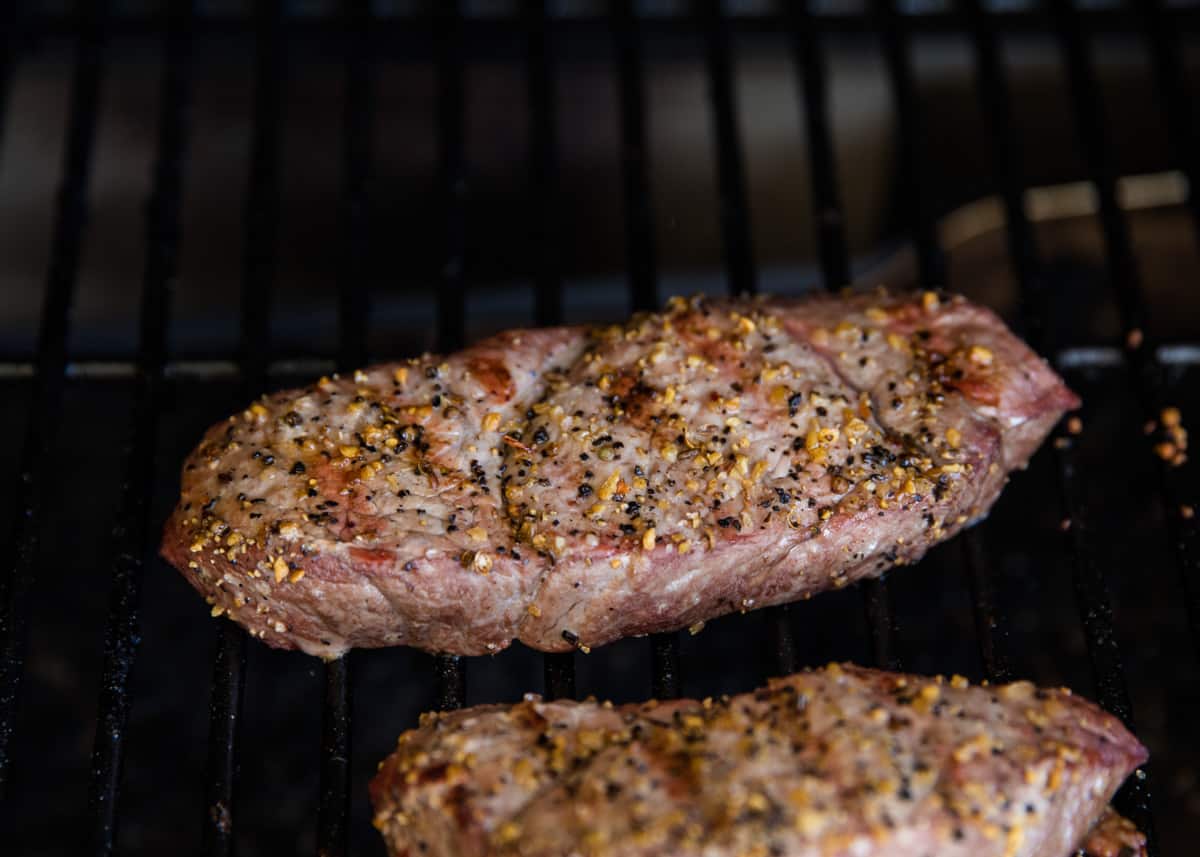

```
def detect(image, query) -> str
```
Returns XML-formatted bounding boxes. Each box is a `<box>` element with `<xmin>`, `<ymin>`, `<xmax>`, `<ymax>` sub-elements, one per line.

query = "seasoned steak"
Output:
<box><xmin>161</xmin><ymin>292</ymin><xmax>1077</xmax><ymax>657</ymax></box>
<box><xmin>369</xmin><ymin>664</ymin><xmax>1147</xmax><ymax>857</ymax></box>
<box><xmin>1079</xmin><ymin>808</ymin><xmax>1148</xmax><ymax>857</ymax></box>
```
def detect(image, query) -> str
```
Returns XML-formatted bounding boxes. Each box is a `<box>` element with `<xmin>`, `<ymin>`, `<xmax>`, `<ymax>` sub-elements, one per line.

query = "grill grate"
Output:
<box><xmin>0</xmin><ymin>0</ymin><xmax>109</xmax><ymax>794</ymax></box>
<box><xmin>1</xmin><ymin>1</ymin><xmax>1198</xmax><ymax>854</ymax></box>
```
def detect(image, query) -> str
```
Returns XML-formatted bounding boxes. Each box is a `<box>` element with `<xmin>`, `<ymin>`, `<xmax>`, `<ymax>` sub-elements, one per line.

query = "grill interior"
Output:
<box><xmin>1</xmin><ymin>1</ymin><xmax>1199</xmax><ymax>855</ymax></box>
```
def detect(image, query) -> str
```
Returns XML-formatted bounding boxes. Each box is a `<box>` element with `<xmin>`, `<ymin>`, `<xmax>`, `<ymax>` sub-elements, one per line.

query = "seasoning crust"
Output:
<box><xmin>161</xmin><ymin>292</ymin><xmax>1078</xmax><ymax>657</ymax></box>
<box><xmin>369</xmin><ymin>664</ymin><xmax>1147</xmax><ymax>857</ymax></box>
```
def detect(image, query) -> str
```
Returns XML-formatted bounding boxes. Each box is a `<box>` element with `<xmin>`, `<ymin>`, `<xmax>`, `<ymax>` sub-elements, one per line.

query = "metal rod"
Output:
<box><xmin>1049</xmin><ymin>0</ymin><xmax>1144</xmax><ymax>345</ymax></box>
<box><xmin>609</xmin><ymin>0</ymin><xmax>678</xmax><ymax>693</ymax></box>
<box><xmin>86</xmin><ymin>2</ymin><xmax>194</xmax><ymax>853</ymax></box>
<box><xmin>961</xmin><ymin>532</ymin><xmax>1012</xmax><ymax>684</ymax></box>
<box><xmin>202</xmin><ymin>623</ymin><xmax>247</xmax><ymax>857</ymax></box>
<box><xmin>766</xmin><ymin>604</ymin><xmax>798</xmax><ymax>678</ymax></box>
<box><xmin>789</xmin><ymin>0</ymin><xmax>903</xmax><ymax>672</ymax></box>
<box><xmin>202</xmin><ymin>3</ymin><xmax>285</xmax><ymax>853</ymax></box>
<box><xmin>861</xmin><ymin>580</ymin><xmax>901</xmax><ymax>672</ymax></box>
<box><xmin>787</xmin><ymin>1</ymin><xmax>850</xmax><ymax>289</ymax></box>
<box><xmin>650</xmin><ymin>633</ymin><xmax>681</xmax><ymax>699</ymax></box>
<box><xmin>698</xmin><ymin>0</ymin><xmax>756</xmax><ymax>297</ymax></box>
<box><xmin>872</xmin><ymin>0</ymin><xmax>943</xmax><ymax>287</ymax></box>
<box><xmin>704</xmin><ymin>0</ymin><xmax>800</xmax><ymax>678</ymax></box>
<box><xmin>526</xmin><ymin>0</ymin><xmax>562</xmax><ymax>328</ymax></box>
<box><xmin>1053</xmin><ymin>420</ymin><xmax>1156</xmax><ymax>848</ymax></box>
<box><xmin>543</xmin><ymin>652</ymin><xmax>576</xmax><ymax>700</ymax></box>
<box><xmin>237</xmin><ymin>0</ymin><xmax>285</xmax><ymax>394</ymax></box>
<box><xmin>1049</xmin><ymin>0</ymin><xmax>1184</xmax><ymax>843</ymax></box>
<box><xmin>317</xmin><ymin>656</ymin><xmax>352</xmax><ymax>857</ymax></box>
<box><xmin>878</xmin><ymin>0</ymin><xmax>1023</xmax><ymax>680</ymax></box>
<box><xmin>1136</xmin><ymin>0</ymin><xmax>1200</xmax><ymax>244</ymax></box>
<box><xmin>876</xmin><ymin>0</ymin><xmax>1018</xmax><ymax>682</ymax></box>
<box><xmin>337</xmin><ymin>0</ymin><xmax>375</xmax><ymax>374</ymax></box>
<box><xmin>434</xmin><ymin>0</ymin><xmax>467</xmax><ymax>355</ymax></box>
<box><xmin>434</xmin><ymin>654</ymin><xmax>466</xmax><ymax>711</ymax></box>
<box><xmin>1052</xmin><ymin>0</ymin><xmax>1197</xmax><ymax>670</ymax></box>
<box><xmin>431</xmin><ymin>1</ymin><xmax>468</xmax><ymax>711</ymax></box>
<box><xmin>524</xmin><ymin>0</ymin><xmax>579</xmax><ymax>700</ymax></box>
<box><xmin>610</xmin><ymin>0</ymin><xmax>657</xmax><ymax>313</ymax></box>
<box><xmin>0</xmin><ymin>0</ymin><xmax>109</xmax><ymax>795</ymax></box>
<box><xmin>959</xmin><ymin>0</ymin><xmax>1157</xmax><ymax>845</ymax></box>
<box><xmin>314</xmin><ymin>2</ymin><xmax>375</xmax><ymax>853</ymax></box>
<box><xmin>957</xmin><ymin>0</ymin><xmax>1043</xmax><ymax>336</ymax></box>
<box><xmin>1131</xmin><ymin>0</ymin><xmax>1200</xmax><ymax>661</ymax></box>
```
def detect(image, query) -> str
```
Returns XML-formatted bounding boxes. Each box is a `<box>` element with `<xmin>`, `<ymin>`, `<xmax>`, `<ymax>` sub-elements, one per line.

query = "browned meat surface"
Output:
<box><xmin>161</xmin><ymin>292</ymin><xmax>1077</xmax><ymax>657</ymax></box>
<box><xmin>369</xmin><ymin>664</ymin><xmax>1146</xmax><ymax>857</ymax></box>
<box><xmin>1078</xmin><ymin>808</ymin><xmax>1147</xmax><ymax>857</ymax></box>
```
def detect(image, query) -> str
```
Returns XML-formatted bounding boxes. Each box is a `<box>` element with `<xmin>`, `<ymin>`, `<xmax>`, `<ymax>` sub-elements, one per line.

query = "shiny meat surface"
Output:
<box><xmin>369</xmin><ymin>664</ymin><xmax>1147</xmax><ymax>857</ymax></box>
<box><xmin>161</xmin><ymin>292</ymin><xmax>1077</xmax><ymax>656</ymax></box>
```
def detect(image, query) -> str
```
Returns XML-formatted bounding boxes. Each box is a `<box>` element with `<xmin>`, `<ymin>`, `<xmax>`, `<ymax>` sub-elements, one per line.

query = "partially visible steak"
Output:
<box><xmin>1079</xmin><ymin>808</ymin><xmax>1147</xmax><ymax>857</ymax></box>
<box><xmin>369</xmin><ymin>664</ymin><xmax>1147</xmax><ymax>857</ymax></box>
<box><xmin>161</xmin><ymin>291</ymin><xmax>1077</xmax><ymax>657</ymax></box>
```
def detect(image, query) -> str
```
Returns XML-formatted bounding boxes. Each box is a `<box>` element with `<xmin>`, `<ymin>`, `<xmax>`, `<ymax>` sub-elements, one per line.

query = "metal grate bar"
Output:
<box><xmin>432</xmin><ymin>0</ymin><xmax>468</xmax><ymax>710</ymax></box>
<box><xmin>699</xmin><ymin>0</ymin><xmax>756</xmax><ymax>298</ymax></box>
<box><xmin>1050</xmin><ymin>0</ymin><xmax>1145</xmax><ymax>345</ymax></box>
<box><xmin>787</xmin><ymin>2</ymin><xmax>850</xmax><ymax>290</ymax></box>
<box><xmin>876</xmin><ymin>0</ymin><xmax>1019</xmax><ymax>680</ymax></box>
<box><xmin>958</xmin><ymin>0</ymin><xmax>1042</xmax><ymax>334</ymax></box>
<box><xmin>1054</xmin><ymin>432</ymin><xmax>1157</xmax><ymax>848</ymax></box>
<box><xmin>1131</xmin><ymin>0</ymin><xmax>1200</xmax><ymax>661</ymax></box>
<box><xmin>203</xmin><ymin>2</ymin><xmax>285</xmax><ymax>853</ymax></box>
<box><xmin>543</xmin><ymin>653</ymin><xmax>576</xmax><ymax>700</ymax></box>
<box><xmin>315</xmin><ymin>2</ymin><xmax>375</xmax><ymax>853</ymax></box>
<box><xmin>861</xmin><ymin>581</ymin><xmax>901</xmax><ymax>671</ymax></box>
<box><xmin>237</xmin><ymin>0</ymin><xmax>286</xmax><ymax>394</ymax></box>
<box><xmin>650</xmin><ymin>634</ymin><xmax>682</xmax><ymax>699</ymax></box>
<box><xmin>203</xmin><ymin>623</ymin><xmax>247</xmax><ymax>857</ymax></box>
<box><xmin>962</xmin><ymin>0</ymin><xmax>1156</xmax><ymax>845</ymax></box>
<box><xmin>788</xmin><ymin>1</ymin><xmax>903</xmax><ymax>672</ymax></box>
<box><xmin>433</xmin><ymin>654</ymin><xmax>466</xmax><ymax>712</ymax></box>
<box><xmin>527</xmin><ymin>0</ymin><xmax>562</xmax><ymax>329</ymax></box>
<box><xmin>702</xmin><ymin>0</ymin><xmax>795</xmax><ymax>682</ymax></box>
<box><xmin>961</xmin><ymin>527</ymin><xmax>1013</xmax><ymax>683</ymax></box>
<box><xmin>1053</xmin><ymin>0</ymin><xmax>1198</xmax><ymax>669</ymax></box>
<box><xmin>873</xmin><ymin>0</ymin><xmax>944</xmax><ymax>287</ymax></box>
<box><xmin>765</xmin><ymin>604</ymin><xmax>798</xmax><ymax>677</ymax></box>
<box><xmin>317</xmin><ymin>657</ymin><xmax>352</xmax><ymax>857</ymax></box>
<box><xmin>1049</xmin><ymin>0</ymin><xmax>1192</xmax><ymax>840</ymax></box>
<box><xmin>611</xmin><ymin>1</ymin><xmax>656</xmax><ymax>308</ymax></box>
<box><xmin>86</xmin><ymin>3</ymin><xmax>194</xmax><ymax>853</ymax></box>
<box><xmin>0</xmin><ymin>0</ymin><xmax>109</xmax><ymax>793</ymax></box>
<box><xmin>435</xmin><ymin>0</ymin><xmax>467</xmax><ymax>357</ymax></box>
<box><xmin>1136</xmin><ymin>0</ymin><xmax>1200</xmax><ymax>243</ymax></box>
<box><xmin>337</xmin><ymin>0</ymin><xmax>375</xmax><ymax>372</ymax></box>
<box><xmin>523</xmin><ymin>0</ymin><xmax>579</xmax><ymax>701</ymax></box>
<box><xmin>611</xmin><ymin>0</ymin><xmax>658</xmax><ymax>314</ymax></box>
<box><xmin>610</xmin><ymin>1</ymin><xmax>681</xmax><ymax>697</ymax></box>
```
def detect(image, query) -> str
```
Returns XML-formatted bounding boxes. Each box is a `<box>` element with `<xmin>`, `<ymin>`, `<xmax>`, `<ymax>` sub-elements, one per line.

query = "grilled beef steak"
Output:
<box><xmin>369</xmin><ymin>664</ymin><xmax>1146</xmax><ymax>857</ymax></box>
<box><xmin>1078</xmin><ymin>808</ymin><xmax>1148</xmax><ymax>857</ymax></box>
<box><xmin>162</xmin><ymin>292</ymin><xmax>1077</xmax><ymax>657</ymax></box>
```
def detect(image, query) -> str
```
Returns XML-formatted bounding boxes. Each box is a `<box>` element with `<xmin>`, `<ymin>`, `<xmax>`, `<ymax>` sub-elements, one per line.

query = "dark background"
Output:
<box><xmin>1</xmin><ymin>1</ymin><xmax>1199</xmax><ymax>855</ymax></box>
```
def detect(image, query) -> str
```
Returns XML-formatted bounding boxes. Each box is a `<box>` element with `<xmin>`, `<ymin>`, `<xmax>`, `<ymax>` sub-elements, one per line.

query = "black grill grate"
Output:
<box><xmin>1</xmin><ymin>1</ymin><xmax>1197</xmax><ymax>854</ymax></box>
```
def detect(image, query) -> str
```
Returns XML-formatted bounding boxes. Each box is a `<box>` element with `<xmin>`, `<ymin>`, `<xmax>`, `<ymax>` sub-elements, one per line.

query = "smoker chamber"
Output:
<box><xmin>0</xmin><ymin>1</ymin><xmax>1197</xmax><ymax>855</ymax></box>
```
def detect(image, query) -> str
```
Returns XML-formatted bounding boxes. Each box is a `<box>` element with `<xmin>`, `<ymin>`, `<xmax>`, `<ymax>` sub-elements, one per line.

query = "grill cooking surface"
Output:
<box><xmin>0</xmin><ymin>2</ymin><xmax>1198</xmax><ymax>855</ymax></box>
